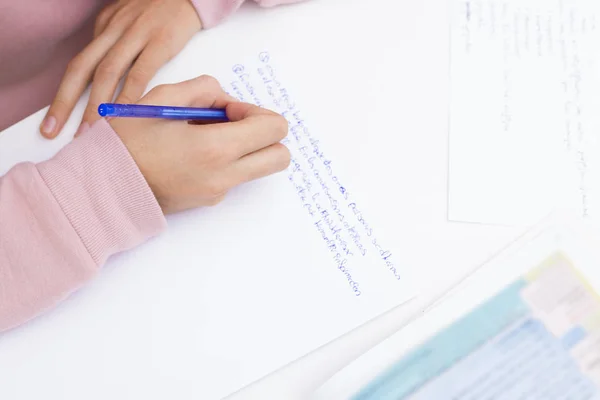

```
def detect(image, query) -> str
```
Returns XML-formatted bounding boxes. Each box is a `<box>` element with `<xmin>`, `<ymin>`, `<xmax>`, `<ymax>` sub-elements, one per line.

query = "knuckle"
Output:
<box><xmin>203</xmin><ymin>179</ymin><xmax>227</xmax><ymax>198</ymax></box>
<box><xmin>128</xmin><ymin>68</ymin><xmax>150</xmax><ymax>87</ymax></box>
<box><xmin>219</xmin><ymin>147</ymin><xmax>237</xmax><ymax>163</ymax></box>
<box><xmin>148</xmin><ymin>83</ymin><xmax>170</xmax><ymax>99</ymax></box>
<box><xmin>123</xmin><ymin>70</ymin><xmax>150</xmax><ymax>100</ymax></box>
<box><xmin>51</xmin><ymin>96</ymin><xmax>70</xmax><ymax>111</ymax></box>
<box><xmin>66</xmin><ymin>55</ymin><xmax>86</xmax><ymax>74</ymax></box>
<box><xmin>202</xmin><ymin>137</ymin><xmax>232</xmax><ymax>164</ymax></box>
<box><xmin>52</xmin><ymin>97</ymin><xmax>70</xmax><ymax>108</ymax></box>
<box><xmin>196</xmin><ymin>74</ymin><xmax>220</xmax><ymax>89</ymax></box>
<box><xmin>117</xmin><ymin>93</ymin><xmax>136</xmax><ymax>104</ymax></box>
<box><xmin>95</xmin><ymin>60</ymin><xmax>120</xmax><ymax>80</ymax></box>
<box><xmin>109</xmin><ymin>11</ymin><xmax>129</xmax><ymax>27</ymax></box>
<box><xmin>157</xmin><ymin>29</ymin><xmax>177</xmax><ymax>48</ymax></box>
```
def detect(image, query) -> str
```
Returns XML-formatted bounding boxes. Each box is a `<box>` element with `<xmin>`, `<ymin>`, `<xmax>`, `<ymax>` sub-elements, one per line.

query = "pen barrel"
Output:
<box><xmin>98</xmin><ymin>103</ymin><xmax>228</xmax><ymax>121</ymax></box>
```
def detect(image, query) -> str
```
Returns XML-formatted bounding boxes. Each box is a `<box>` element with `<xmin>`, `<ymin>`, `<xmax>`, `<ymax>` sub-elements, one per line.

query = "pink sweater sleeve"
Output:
<box><xmin>190</xmin><ymin>0</ymin><xmax>305</xmax><ymax>29</ymax></box>
<box><xmin>0</xmin><ymin>119</ymin><xmax>167</xmax><ymax>333</ymax></box>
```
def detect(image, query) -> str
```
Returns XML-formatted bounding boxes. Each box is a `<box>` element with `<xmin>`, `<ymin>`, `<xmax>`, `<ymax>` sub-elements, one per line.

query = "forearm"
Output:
<box><xmin>0</xmin><ymin>120</ymin><xmax>166</xmax><ymax>332</ymax></box>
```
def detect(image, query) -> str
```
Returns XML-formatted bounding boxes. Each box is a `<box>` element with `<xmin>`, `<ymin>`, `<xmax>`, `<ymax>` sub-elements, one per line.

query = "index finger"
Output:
<box><xmin>197</xmin><ymin>102</ymin><xmax>289</xmax><ymax>159</ymax></box>
<box><xmin>140</xmin><ymin>75</ymin><xmax>237</xmax><ymax>109</ymax></box>
<box><xmin>42</xmin><ymin>33</ymin><xmax>122</xmax><ymax>138</ymax></box>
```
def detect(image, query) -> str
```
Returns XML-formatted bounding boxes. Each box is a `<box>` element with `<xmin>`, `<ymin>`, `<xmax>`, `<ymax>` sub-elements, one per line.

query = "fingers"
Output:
<box><xmin>41</xmin><ymin>32</ymin><xmax>124</xmax><ymax>138</ymax></box>
<box><xmin>144</xmin><ymin>76</ymin><xmax>287</xmax><ymax>161</ymax></box>
<box><xmin>226</xmin><ymin>143</ymin><xmax>291</xmax><ymax>186</ymax></box>
<box><xmin>115</xmin><ymin>42</ymin><xmax>172</xmax><ymax>104</ymax></box>
<box><xmin>81</xmin><ymin>24</ymin><xmax>150</xmax><ymax>127</ymax></box>
<box><xmin>94</xmin><ymin>2</ymin><xmax>120</xmax><ymax>38</ymax></box>
<box><xmin>203</xmin><ymin>102</ymin><xmax>289</xmax><ymax>159</ymax></box>
<box><xmin>201</xmin><ymin>143</ymin><xmax>290</xmax><ymax>204</ymax></box>
<box><xmin>151</xmin><ymin>79</ymin><xmax>289</xmax><ymax>160</ymax></box>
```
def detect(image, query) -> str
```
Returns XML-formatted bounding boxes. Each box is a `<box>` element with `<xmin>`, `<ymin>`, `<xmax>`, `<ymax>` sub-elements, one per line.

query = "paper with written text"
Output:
<box><xmin>0</xmin><ymin>2</ymin><xmax>423</xmax><ymax>399</ymax></box>
<box><xmin>226</xmin><ymin>53</ymin><xmax>404</xmax><ymax>294</ymax></box>
<box><xmin>448</xmin><ymin>0</ymin><xmax>600</xmax><ymax>226</ymax></box>
<box><xmin>0</xmin><ymin>52</ymin><xmax>411</xmax><ymax>400</ymax></box>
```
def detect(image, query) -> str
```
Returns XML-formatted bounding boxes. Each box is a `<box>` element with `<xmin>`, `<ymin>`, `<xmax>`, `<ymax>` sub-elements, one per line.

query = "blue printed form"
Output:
<box><xmin>353</xmin><ymin>254</ymin><xmax>600</xmax><ymax>399</ymax></box>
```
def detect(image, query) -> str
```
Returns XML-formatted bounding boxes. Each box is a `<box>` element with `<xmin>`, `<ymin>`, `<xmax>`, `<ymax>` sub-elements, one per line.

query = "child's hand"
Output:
<box><xmin>109</xmin><ymin>75</ymin><xmax>291</xmax><ymax>213</ymax></box>
<box><xmin>41</xmin><ymin>0</ymin><xmax>202</xmax><ymax>139</ymax></box>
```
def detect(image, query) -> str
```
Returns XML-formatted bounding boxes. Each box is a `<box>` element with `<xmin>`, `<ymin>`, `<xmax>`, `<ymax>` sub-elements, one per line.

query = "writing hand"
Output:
<box><xmin>41</xmin><ymin>0</ymin><xmax>202</xmax><ymax>139</ymax></box>
<box><xmin>109</xmin><ymin>75</ymin><xmax>291</xmax><ymax>213</ymax></box>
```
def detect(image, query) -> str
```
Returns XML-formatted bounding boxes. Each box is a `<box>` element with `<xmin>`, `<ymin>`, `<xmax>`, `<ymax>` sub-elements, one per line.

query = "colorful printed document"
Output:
<box><xmin>352</xmin><ymin>253</ymin><xmax>600</xmax><ymax>399</ymax></box>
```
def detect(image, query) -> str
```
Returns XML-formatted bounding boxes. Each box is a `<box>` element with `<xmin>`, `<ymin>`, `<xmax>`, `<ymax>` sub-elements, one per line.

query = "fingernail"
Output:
<box><xmin>75</xmin><ymin>122</ymin><xmax>90</xmax><ymax>137</ymax></box>
<box><xmin>40</xmin><ymin>116</ymin><xmax>57</xmax><ymax>136</ymax></box>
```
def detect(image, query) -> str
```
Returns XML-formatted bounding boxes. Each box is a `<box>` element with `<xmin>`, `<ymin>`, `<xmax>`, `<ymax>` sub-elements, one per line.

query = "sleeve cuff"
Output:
<box><xmin>36</xmin><ymin>119</ymin><xmax>167</xmax><ymax>266</ymax></box>
<box><xmin>255</xmin><ymin>0</ymin><xmax>304</xmax><ymax>6</ymax></box>
<box><xmin>189</xmin><ymin>0</ymin><xmax>305</xmax><ymax>29</ymax></box>
<box><xmin>189</xmin><ymin>0</ymin><xmax>244</xmax><ymax>29</ymax></box>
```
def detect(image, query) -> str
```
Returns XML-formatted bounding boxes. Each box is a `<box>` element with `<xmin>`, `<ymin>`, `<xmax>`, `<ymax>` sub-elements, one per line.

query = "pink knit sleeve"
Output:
<box><xmin>190</xmin><ymin>0</ymin><xmax>305</xmax><ymax>29</ymax></box>
<box><xmin>0</xmin><ymin>119</ymin><xmax>167</xmax><ymax>333</ymax></box>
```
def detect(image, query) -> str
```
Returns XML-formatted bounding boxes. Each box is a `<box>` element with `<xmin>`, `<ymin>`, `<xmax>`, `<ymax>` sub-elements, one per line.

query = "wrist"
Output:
<box><xmin>37</xmin><ymin>119</ymin><xmax>167</xmax><ymax>265</ymax></box>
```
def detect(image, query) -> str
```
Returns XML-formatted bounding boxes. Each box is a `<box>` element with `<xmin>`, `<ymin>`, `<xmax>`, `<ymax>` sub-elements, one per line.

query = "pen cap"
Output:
<box><xmin>97</xmin><ymin>103</ymin><xmax>228</xmax><ymax>121</ymax></box>
<box><xmin>97</xmin><ymin>104</ymin><xmax>116</xmax><ymax>117</ymax></box>
<box><xmin>98</xmin><ymin>103</ymin><xmax>167</xmax><ymax>118</ymax></box>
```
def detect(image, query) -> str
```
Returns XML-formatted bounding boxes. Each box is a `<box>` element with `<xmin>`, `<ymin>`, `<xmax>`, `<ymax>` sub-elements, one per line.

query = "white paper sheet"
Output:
<box><xmin>448</xmin><ymin>0</ymin><xmax>600</xmax><ymax>226</ymax></box>
<box><xmin>0</xmin><ymin>1</ymin><xmax>519</xmax><ymax>399</ymax></box>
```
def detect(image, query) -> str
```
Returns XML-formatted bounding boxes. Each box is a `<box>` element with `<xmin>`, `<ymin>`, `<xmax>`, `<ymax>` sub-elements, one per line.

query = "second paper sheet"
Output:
<box><xmin>448</xmin><ymin>0</ymin><xmax>600</xmax><ymax>226</ymax></box>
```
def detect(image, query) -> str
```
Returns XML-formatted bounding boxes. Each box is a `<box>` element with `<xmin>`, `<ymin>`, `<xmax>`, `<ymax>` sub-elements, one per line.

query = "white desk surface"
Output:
<box><xmin>0</xmin><ymin>0</ymin><xmax>525</xmax><ymax>398</ymax></box>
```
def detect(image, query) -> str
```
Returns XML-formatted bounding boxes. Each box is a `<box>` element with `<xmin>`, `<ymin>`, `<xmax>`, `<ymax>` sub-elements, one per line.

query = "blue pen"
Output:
<box><xmin>98</xmin><ymin>103</ymin><xmax>228</xmax><ymax>121</ymax></box>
